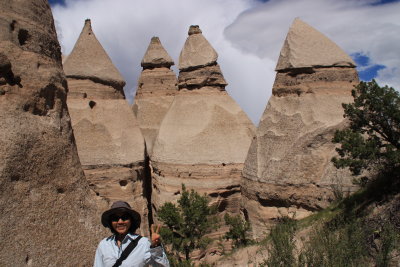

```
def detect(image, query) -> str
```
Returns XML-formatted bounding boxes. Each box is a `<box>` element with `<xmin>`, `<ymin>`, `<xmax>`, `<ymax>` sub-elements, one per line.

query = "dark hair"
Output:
<box><xmin>108</xmin><ymin>214</ymin><xmax>138</xmax><ymax>235</ymax></box>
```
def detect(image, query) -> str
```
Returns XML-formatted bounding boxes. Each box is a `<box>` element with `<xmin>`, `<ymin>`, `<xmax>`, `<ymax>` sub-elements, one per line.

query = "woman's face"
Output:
<box><xmin>110</xmin><ymin>213</ymin><xmax>132</xmax><ymax>236</ymax></box>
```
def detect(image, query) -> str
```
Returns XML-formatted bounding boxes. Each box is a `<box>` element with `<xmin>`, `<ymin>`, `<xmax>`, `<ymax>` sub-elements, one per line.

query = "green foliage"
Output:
<box><xmin>223</xmin><ymin>213</ymin><xmax>253</xmax><ymax>248</ymax></box>
<box><xmin>264</xmin><ymin>217</ymin><xmax>297</xmax><ymax>267</ymax></box>
<box><xmin>158</xmin><ymin>184</ymin><xmax>217</xmax><ymax>261</ymax></box>
<box><xmin>374</xmin><ymin>222</ymin><xmax>400</xmax><ymax>267</ymax></box>
<box><xmin>299</xmin><ymin>218</ymin><xmax>369</xmax><ymax>267</ymax></box>
<box><xmin>332</xmin><ymin>80</ymin><xmax>400</xmax><ymax>176</ymax></box>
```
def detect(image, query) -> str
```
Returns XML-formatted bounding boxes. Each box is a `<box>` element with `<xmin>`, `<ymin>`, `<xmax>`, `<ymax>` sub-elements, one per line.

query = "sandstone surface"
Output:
<box><xmin>132</xmin><ymin>37</ymin><xmax>178</xmax><ymax>155</ymax></box>
<box><xmin>64</xmin><ymin>20</ymin><xmax>149</xmax><ymax>235</ymax></box>
<box><xmin>276</xmin><ymin>18</ymin><xmax>355</xmax><ymax>71</ymax></box>
<box><xmin>178</xmin><ymin>26</ymin><xmax>227</xmax><ymax>90</ymax></box>
<box><xmin>179</xmin><ymin>25</ymin><xmax>218</xmax><ymax>70</ymax></box>
<box><xmin>151</xmin><ymin>26</ymin><xmax>255</xmax><ymax>224</ymax></box>
<box><xmin>242</xmin><ymin>18</ymin><xmax>359</xmax><ymax>239</ymax></box>
<box><xmin>63</xmin><ymin>19</ymin><xmax>125</xmax><ymax>91</ymax></box>
<box><xmin>141</xmin><ymin>36</ymin><xmax>174</xmax><ymax>68</ymax></box>
<box><xmin>0</xmin><ymin>1</ymin><xmax>105</xmax><ymax>265</ymax></box>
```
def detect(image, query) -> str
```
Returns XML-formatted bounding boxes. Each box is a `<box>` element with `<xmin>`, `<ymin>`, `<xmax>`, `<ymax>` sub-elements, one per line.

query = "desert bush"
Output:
<box><xmin>224</xmin><ymin>213</ymin><xmax>253</xmax><ymax>248</ymax></box>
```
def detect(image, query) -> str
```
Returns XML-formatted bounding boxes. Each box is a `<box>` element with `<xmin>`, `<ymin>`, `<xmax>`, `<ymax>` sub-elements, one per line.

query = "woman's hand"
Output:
<box><xmin>150</xmin><ymin>224</ymin><xmax>161</xmax><ymax>247</ymax></box>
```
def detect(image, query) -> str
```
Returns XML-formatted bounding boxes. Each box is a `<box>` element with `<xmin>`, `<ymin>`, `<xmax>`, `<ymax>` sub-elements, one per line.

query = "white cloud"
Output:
<box><xmin>52</xmin><ymin>0</ymin><xmax>400</xmax><ymax>125</ymax></box>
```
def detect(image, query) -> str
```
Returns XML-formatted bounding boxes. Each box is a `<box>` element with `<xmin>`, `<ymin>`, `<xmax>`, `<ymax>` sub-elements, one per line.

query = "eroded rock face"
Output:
<box><xmin>0</xmin><ymin>1</ymin><xmax>104</xmax><ymax>265</ymax></box>
<box><xmin>242</xmin><ymin>18</ymin><xmax>359</xmax><ymax>239</ymax></box>
<box><xmin>64</xmin><ymin>20</ymin><xmax>149</xmax><ymax>235</ymax></box>
<box><xmin>151</xmin><ymin>26</ymin><xmax>255</xmax><ymax>227</ymax></box>
<box><xmin>132</xmin><ymin>37</ymin><xmax>178</xmax><ymax>155</ymax></box>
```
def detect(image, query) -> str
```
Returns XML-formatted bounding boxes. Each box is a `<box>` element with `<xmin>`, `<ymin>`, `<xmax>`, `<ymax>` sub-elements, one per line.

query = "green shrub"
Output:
<box><xmin>264</xmin><ymin>217</ymin><xmax>297</xmax><ymax>267</ymax></box>
<box><xmin>224</xmin><ymin>213</ymin><xmax>253</xmax><ymax>248</ymax></box>
<box><xmin>299</xmin><ymin>218</ymin><xmax>369</xmax><ymax>267</ymax></box>
<box><xmin>158</xmin><ymin>184</ymin><xmax>217</xmax><ymax>260</ymax></box>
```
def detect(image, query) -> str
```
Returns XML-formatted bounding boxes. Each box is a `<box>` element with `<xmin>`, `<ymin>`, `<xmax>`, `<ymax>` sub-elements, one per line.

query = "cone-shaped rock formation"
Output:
<box><xmin>178</xmin><ymin>25</ymin><xmax>227</xmax><ymax>90</ymax></box>
<box><xmin>276</xmin><ymin>18</ymin><xmax>355</xmax><ymax>71</ymax></box>
<box><xmin>151</xmin><ymin>26</ymin><xmax>255</xmax><ymax>227</ymax></box>
<box><xmin>63</xmin><ymin>19</ymin><xmax>125</xmax><ymax>98</ymax></box>
<box><xmin>242</xmin><ymin>18</ymin><xmax>359</xmax><ymax>239</ymax></box>
<box><xmin>0</xmin><ymin>1</ymin><xmax>104</xmax><ymax>265</ymax></box>
<box><xmin>132</xmin><ymin>37</ymin><xmax>178</xmax><ymax>155</ymax></box>
<box><xmin>65</xmin><ymin>20</ymin><xmax>149</xmax><ymax>235</ymax></box>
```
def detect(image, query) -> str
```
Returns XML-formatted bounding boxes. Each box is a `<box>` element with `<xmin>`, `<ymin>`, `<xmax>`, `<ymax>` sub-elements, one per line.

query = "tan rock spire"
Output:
<box><xmin>179</xmin><ymin>25</ymin><xmax>218</xmax><ymax>70</ymax></box>
<box><xmin>151</xmin><ymin>26</ymin><xmax>255</xmax><ymax>237</ymax></box>
<box><xmin>66</xmin><ymin>21</ymin><xmax>149</xmax><ymax>235</ymax></box>
<box><xmin>0</xmin><ymin>1</ymin><xmax>104</xmax><ymax>265</ymax></box>
<box><xmin>178</xmin><ymin>25</ymin><xmax>227</xmax><ymax>90</ymax></box>
<box><xmin>242</xmin><ymin>19</ymin><xmax>359</xmax><ymax>239</ymax></box>
<box><xmin>63</xmin><ymin>19</ymin><xmax>125</xmax><ymax>90</ymax></box>
<box><xmin>276</xmin><ymin>18</ymin><xmax>355</xmax><ymax>71</ymax></box>
<box><xmin>141</xmin><ymin>37</ymin><xmax>174</xmax><ymax>68</ymax></box>
<box><xmin>133</xmin><ymin>37</ymin><xmax>178</xmax><ymax>155</ymax></box>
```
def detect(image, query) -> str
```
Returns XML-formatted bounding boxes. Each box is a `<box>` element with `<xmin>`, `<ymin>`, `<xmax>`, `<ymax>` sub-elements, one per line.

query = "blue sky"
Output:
<box><xmin>51</xmin><ymin>0</ymin><xmax>400</xmax><ymax>124</ymax></box>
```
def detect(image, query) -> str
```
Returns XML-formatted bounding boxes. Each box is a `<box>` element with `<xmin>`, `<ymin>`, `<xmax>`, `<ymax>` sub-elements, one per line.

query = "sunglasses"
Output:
<box><xmin>110</xmin><ymin>214</ymin><xmax>131</xmax><ymax>222</ymax></box>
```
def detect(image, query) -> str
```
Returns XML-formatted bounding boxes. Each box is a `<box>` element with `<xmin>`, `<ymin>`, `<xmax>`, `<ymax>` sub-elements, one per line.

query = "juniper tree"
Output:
<box><xmin>332</xmin><ymin>80</ymin><xmax>400</xmax><ymax>177</ymax></box>
<box><xmin>158</xmin><ymin>184</ymin><xmax>217</xmax><ymax>261</ymax></box>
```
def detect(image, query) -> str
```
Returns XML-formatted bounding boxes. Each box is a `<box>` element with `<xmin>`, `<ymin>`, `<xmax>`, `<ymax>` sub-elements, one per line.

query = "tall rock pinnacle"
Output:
<box><xmin>178</xmin><ymin>25</ymin><xmax>227</xmax><ymax>90</ymax></box>
<box><xmin>133</xmin><ymin>37</ymin><xmax>178</xmax><ymax>156</ymax></box>
<box><xmin>151</xmin><ymin>26</ymin><xmax>255</xmax><ymax>237</ymax></box>
<box><xmin>242</xmin><ymin>18</ymin><xmax>359</xmax><ymax>239</ymax></box>
<box><xmin>65</xmin><ymin>20</ymin><xmax>149</xmax><ymax>235</ymax></box>
<box><xmin>0</xmin><ymin>1</ymin><xmax>103</xmax><ymax>265</ymax></box>
<box><xmin>63</xmin><ymin>19</ymin><xmax>125</xmax><ymax>94</ymax></box>
<box><xmin>276</xmin><ymin>18</ymin><xmax>355</xmax><ymax>70</ymax></box>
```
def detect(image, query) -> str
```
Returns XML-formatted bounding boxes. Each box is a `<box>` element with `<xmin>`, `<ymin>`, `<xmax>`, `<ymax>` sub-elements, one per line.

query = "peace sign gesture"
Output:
<box><xmin>150</xmin><ymin>224</ymin><xmax>161</xmax><ymax>247</ymax></box>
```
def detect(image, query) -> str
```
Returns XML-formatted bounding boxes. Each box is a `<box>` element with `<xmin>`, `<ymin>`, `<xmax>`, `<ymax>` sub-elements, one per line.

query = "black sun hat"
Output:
<box><xmin>101</xmin><ymin>201</ymin><xmax>141</xmax><ymax>229</ymax></box>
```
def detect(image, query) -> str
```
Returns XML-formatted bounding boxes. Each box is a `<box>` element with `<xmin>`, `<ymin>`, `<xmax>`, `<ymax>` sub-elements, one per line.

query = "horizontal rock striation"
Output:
<box><xmin>133</xmin><ymin>37</ymin><xmax>178</xmax><ymax>155</ymax></box>
<box><xmin>242</xmin><ymin>18</ymin><xmax>359</xmax><ymax>239</ymax></box>
<box><xmin>0</xmin><ymin>1</ymin><xmax>105</xmax><ymax>265</ymax></box>
<box><xmin>65</xmin><ymin>20</ymin><xmax>150</xmax><ymax>235</ymax></box>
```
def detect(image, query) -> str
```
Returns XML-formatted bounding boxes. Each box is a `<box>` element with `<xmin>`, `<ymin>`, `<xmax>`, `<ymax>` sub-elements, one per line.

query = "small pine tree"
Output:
<box><xmin>158</xmin><ymin>184</ymin><xmax>216</xmax><ymax>261</ymax></box>
<box><xmin>224</xmin><ymin>213</ymin><xmax>252</xmax><ymax>248</ymax></box>
<box><xmin>332</xmin><ymin>80</ymin><xmax>400</xmax><ymax>177</ymax></box>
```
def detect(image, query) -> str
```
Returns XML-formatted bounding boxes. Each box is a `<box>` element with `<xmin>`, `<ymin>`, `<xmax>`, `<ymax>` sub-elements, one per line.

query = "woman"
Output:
<box><xmin>94</xmin><ymin>201</ymin><xmax>169</xmax><ymax>267</ymax></box>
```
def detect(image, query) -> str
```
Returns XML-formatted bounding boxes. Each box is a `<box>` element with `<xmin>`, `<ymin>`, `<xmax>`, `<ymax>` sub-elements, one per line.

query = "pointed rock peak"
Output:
<box><xmin>179</xmin><ymin>25</ymin><xmax>218</xmax><ymax>70</ymax></box>
<box><xmin>141</xmin><ymin>36</ymin><xmax>174</xmax><ymax>69</ymax></box>
<box><xmin>63</xmin><ymin>19</ymin><xmax>125</xmax><ymax>89</ymax></box>
<box><xmin>276</xmin><ymin>18</ymin><xmax>355</xmax><ymax>71</ymax></box>
<box><xmin>188</xmin><ymin>25</ymin><xmax>202</xmax><ymax>35</ymax></box>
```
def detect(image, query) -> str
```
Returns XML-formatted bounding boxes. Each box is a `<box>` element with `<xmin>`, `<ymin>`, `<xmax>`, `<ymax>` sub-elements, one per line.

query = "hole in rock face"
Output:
<box><xmin>57</xmin><ymin>188</ymin><xmax>65</xmax><ymax>194</ymax></box>
<box><xmin>10</xmin><ymin>20</ymin><xmax>16</xmax><ymax>31</ymax></box>
<box><xmin>217</xmin><ymin>200</ymin><xmax>227</xmax><ymax>212</ymax></box>
<box><xmin>119</xmin><ymin>180</ymin><xmax>128</xmax><ymax>187</ymax></box>
<box><xmin>10</xmin><ymin>175</ymin><xmax>19</xmax><ymax>181</ymax></box>
<box><xmin>18</xmin><ymin>29</ymin><xmax>30</xmax><ymax>46</ymax></box>
<box><xmin>89</xmin><ymin>100</ymin><xmax>96</xmax><ymax>109</ymax></box>
<box><xmin>243</xmin><ymin>208</ymin><xmax>249</xmax><ymax>221</ymax></box>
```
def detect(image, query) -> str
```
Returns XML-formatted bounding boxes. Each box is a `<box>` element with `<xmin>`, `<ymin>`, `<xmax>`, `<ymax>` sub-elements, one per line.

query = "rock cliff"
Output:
<box><xmin>63</xmin><ymin>20</ymin><xmax>150</xmax><ymax>235</ymax></box>
<box><xmin>242</xmin><ymin>18</ymin><xmax>359</xmax><ymax>238</ymax></box>
<box><xmin>0</xmin><ymin>1</ymin><xmax>104</xmax><ymax>265</ymax></box>
<box><xmin>132</xmin><ymin>37</ymin><xmax>178</xmax><ymax>156</ymax></box>
<box><xmin>151</xmin><ymin>26</ymin><xmax>255</xmax><ymax>224</ymax></box>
